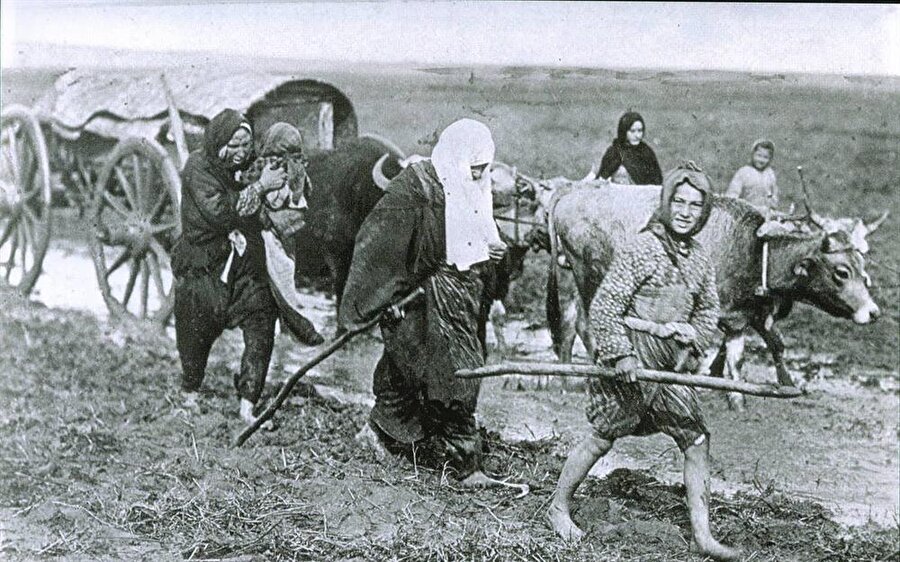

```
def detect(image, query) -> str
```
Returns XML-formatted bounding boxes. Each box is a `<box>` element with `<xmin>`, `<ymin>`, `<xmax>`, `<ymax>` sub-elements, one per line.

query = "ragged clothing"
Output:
<box><xmin>172</xmin><ymin>109</ymin><xmax>277</xmax><ymax>403</ymax></box>
<box><xmin>370</xmin><ymin>263</ymin><xmax>485</xmax><ymax>474</ymax></box>
<box><xmin>340</xmin><ymin>159</ymin><xmax>488</xmax><ymax>476</ymax></box>
<box><xmin>587</xmin><ymin>227</ymin><xmax>720</xmax><ymax>450</ymax></box>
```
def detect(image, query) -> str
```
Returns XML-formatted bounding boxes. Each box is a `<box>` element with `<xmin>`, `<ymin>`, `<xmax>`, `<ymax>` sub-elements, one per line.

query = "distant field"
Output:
<box><xmin>2</xmin><ymin>61</ymin><xmax>898</xmax><ymax>370</ymax></box>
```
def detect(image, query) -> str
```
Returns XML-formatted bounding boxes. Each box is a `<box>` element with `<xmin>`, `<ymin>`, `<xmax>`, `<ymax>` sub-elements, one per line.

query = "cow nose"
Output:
<box><xmin>870</xmin><ymin>306</ymin><xmax>881</xmax><ymax>322</ymax></box>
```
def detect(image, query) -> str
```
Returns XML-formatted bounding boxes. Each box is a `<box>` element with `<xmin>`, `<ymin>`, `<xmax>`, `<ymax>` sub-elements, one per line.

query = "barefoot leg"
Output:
<box><xmin>547</xmin><ymin>435</ymin><xmax>611</xmax><ymax>542</ymax></box>
<box><xmin>684</xmin><ymin>436</ymin><xmax>742</xmax><ymax>561</ymax></box>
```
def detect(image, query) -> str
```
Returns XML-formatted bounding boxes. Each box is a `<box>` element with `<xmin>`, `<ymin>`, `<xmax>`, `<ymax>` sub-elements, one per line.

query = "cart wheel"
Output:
<box><xmin>0</xmin><ymin>105</ymin><xmax>52</xmax><ymax>296</ymax></box>
<box><xmin>89</xmin><ymin>137</ymin><xmax>181</xmax><ymax>325</ymax></box>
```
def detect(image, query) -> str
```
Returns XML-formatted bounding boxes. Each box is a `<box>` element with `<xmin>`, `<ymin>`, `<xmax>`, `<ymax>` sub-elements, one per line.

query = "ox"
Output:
<box><xmin>538</xmin><ymin>180</ymin><xmax>883</xmax><ymax>409</ymax></box>
<box><xmin>293</xmin><ymin>135</ymin><xmax>406</xmax><ymax>309</ymax></box>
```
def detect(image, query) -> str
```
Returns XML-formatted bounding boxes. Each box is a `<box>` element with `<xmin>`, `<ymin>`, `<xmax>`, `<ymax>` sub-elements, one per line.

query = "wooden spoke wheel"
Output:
<box><xmin>0</xmin><ymin>105</ymin><xmax>52</xmax><ymax>296</ymax></box>
<box><xmin>89</xmin><ymin>137</ymin><xmax>181</xmax><ymax>325</ymax></box>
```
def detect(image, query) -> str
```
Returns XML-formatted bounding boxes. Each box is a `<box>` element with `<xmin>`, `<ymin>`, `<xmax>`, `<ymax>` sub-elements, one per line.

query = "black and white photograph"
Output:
<box><xmin>1</xmin><ymin>2</ymin><xmax>898</xmax><ymax>560</ymax></box>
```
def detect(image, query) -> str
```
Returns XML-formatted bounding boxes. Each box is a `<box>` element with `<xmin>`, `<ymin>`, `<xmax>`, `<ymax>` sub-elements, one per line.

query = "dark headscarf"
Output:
<box><xmin>203</xmin><ymin>109</ymin><xmax>252</xmax><ymax>163</ymax></box>
<box><xmin>644</xmin><ymin>162</ymin><xmax>714</xmax><ymax>261</ymax></box>
<box><xmin>598</xmin><ymin>112</ymin><xmax>664</xmax><ymax>185</ymax></box>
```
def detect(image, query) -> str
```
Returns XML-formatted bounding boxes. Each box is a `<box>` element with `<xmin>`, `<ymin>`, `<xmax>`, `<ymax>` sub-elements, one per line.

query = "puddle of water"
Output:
<box><xmin>31</xmin><ymin>243</ymin><xmax>111</xmax><ymax>318</ymax></box>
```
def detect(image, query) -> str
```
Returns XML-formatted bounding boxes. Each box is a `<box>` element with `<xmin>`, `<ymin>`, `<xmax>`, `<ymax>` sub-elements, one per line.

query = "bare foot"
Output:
<box><xmin>459</xmin><ymin>471</ymin><xmax>530</xmax><ymax>497</ymax></box>
<box><xmin>239</xmin><ymin>399</ymin><xmax>275</xmax><ymax>431</ymax></box>
<box><xmin>693</xmin><ymin>537</ymin><xmax>743</xmax><ymax>561</ymax></box>
<box><xmin>354</xmin><ymin>423</ymin><xmax>387</xmax><ymax>461</ymax></box>
<box><xmin>546</xmin><ymin>501</ymin><xmax>585</xmax><ymax>542</ymax></box>
<box><xmin>182</xmin><ymin>391</ymin><xmax>201</xmax><ymax>411</ymax></box>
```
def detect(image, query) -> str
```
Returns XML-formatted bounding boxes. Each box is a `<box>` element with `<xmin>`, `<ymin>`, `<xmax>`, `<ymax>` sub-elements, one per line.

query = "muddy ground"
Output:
<box><xmin>1</xmin><ymin>241</ymin><xmax>898</xmax><ymax>561</ymax></box>
<box><xmin>2</xmin><ymin>61</ymin><xmax>899</xmax><ymax>561</ymax></box>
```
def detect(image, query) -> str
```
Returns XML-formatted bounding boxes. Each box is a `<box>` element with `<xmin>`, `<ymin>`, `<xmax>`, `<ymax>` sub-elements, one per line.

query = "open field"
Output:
<box><xmin>1</xmin><ymin>58</ymin><xmax>899</xmax><ymax>560</ymax></box>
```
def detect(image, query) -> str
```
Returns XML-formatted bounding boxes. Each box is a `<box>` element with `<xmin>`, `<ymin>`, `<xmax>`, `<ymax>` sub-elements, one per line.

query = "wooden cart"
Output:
<box><xmin>0</xmin><ymin>68</ymin><xmax>357</xmax><ymax>324</ymax></box>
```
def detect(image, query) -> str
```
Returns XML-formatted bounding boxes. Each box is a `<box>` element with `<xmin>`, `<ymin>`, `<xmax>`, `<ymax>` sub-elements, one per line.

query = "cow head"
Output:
<box><xmin>790</xmin><ymin>230</ymin><xmax>880</xmax><ymax>324</ymax></box>
<box><xmin>810</xmin><ymin>210</ymin><xmax>889</xmax><ymax>255</ymax></box>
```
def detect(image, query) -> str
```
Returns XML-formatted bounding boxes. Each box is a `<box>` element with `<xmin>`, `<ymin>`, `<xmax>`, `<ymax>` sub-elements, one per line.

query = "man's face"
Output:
<box><xmin>625</xmin><ymin>121</ymin><xmax>644</xmax><ymax>146</ymax></box>
<box><xmin>669</xmin><ymin>183</ymin><xmax>705</xmax><ymax>235</ymax></box>
<box><xmin>470</xmin><ymin>163</ymin><xmax>489</xmax><ymax>181</ymax></box>
<box><xmin>222</xmin><ymin>128</ymin><xmax>253</xmax><ymax>169</ymax></box>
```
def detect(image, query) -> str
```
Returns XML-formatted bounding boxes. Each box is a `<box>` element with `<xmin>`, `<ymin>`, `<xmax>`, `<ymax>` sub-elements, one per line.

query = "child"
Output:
<box><xmin>241</xmin><ymin>122</ymin><xmax>324</xmax><ymax>347</ymax></box>
<box><xmin>725</xmin><ymin>139</ymin><xmax>778</xmax><ymax>216</ymax></box>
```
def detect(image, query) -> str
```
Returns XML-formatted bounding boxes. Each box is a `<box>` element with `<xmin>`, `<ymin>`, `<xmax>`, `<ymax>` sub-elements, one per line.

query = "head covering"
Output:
<box><xmin>253</xmin><ymin>122</ymin><xmax>311</xmax><ymax>208</ymax></box>
<box><xmin>599</xmin><ymin>111</ymin><xmax>663</xmax><ymax>185</ymax></box>
<box><xmin>751</xmin><ymin>138</ymin><xmax>775</xmax><ymax>157</ymax></box>
<box><xmin>430</xmin><ymin>118</ymin><xmax>502</xmax><ymax>271</ymax></box>
<box><xmin>260</xmin><ymin>122</ymin><xmax>305</xmax><ymax>157</ymax></box>
<box><xmin>204</xmin><ymin>108</ymin><xmax>252</xmax><ymax>163</ymax></box>
<box><xmin>645</xmin><ymin>162</ymin><xmax>715</xmax><ymax>259</ymax></box>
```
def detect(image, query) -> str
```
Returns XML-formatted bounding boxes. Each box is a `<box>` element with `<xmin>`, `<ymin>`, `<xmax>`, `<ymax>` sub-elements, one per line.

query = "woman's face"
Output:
<box><xmin>751</xmin><ymin>147</ymin><xmax>772</xmax><ymax>171</ymax></box>
<box><xmin>669</xmin><ymin>183</ymin><xmax>705</xmax><ymax>235</ymax></box>
<box><xmin>625</xmin><ymin>120</ymin><xmax>644</xmax><ymax>146</ymax></box>
<box><xmin>222</xmin><ymin>128</ymin><xmax>253</xmax><ymax>169</ymax></box>
<box><xmin>470</xmin><ymin>162</ymin><xmax>489</xmax><ymax>181</ymax></box>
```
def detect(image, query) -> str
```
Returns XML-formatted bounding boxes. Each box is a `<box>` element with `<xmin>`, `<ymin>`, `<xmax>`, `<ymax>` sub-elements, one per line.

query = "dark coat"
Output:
<box><xmin>598</xmin><ymin>112</ymin><xmax>663</xmax><ymax>185</ymax></box>
<box><xmin>338</xmin><ymin>160</ymin><xmax>445</xmax><ymax>330</ymax></box>
<box><xmin>173</xmin><ymin>111</ymin><xmax>265</xmax><ymax>278</ymax></box>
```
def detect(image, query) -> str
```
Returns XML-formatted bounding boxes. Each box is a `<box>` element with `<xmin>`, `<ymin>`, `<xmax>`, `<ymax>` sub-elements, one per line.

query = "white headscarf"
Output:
<box><xmin>430</xmin><ymin>119</ymin><xmax>502</xmax><ymax>271</ymax></box>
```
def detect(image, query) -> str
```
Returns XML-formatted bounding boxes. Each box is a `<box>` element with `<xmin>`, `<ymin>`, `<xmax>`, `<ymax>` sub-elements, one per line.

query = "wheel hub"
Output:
<box><xmin>97</xmin><ymin>210</ymin><xmax>154</xmax><ymax>255</ymax></box>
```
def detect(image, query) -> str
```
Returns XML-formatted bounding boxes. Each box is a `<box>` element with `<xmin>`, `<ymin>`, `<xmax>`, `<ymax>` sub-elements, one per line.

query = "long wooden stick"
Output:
<box><xmin>456</xmin><ymin>362</ymin><xmax>802</xmax><ymax>399</ymax></box>
<box><xmin>233</xmin><ymin>287</ymin><xmax>425</xmax><ymax>447</ymax></box>
<box><xmin>160</xmin><ymin>73</ymin><xmax>189</xmax><ymax>171</ymax></box>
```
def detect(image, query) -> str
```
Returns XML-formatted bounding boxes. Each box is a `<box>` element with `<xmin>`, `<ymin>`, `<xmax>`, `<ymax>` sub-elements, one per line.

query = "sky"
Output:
<box><xmin>2</xmin><ymin>1</ymin><xmax>898</xmax><ymax>75</ymax></box>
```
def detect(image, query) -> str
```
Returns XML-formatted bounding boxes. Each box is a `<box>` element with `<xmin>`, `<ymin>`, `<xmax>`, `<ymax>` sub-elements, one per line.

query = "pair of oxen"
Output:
<box><xmin>300</xmin><ymin>136</ymin><xmax>887</xmax><ymax>410</ymax></box>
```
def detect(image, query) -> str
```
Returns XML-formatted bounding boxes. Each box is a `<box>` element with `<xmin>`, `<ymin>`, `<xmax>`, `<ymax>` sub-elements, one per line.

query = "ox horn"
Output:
<box><xmin>359</xmin><ymin>132</ymin><xmax>406</xmax><ymax>160</ymax></box>
<box><xmin>864</xmin><ymin>210</ymin><xmax>889</xmax><ymax>234</ymax></box>
<box><xmin>372</xmin><ymin>153</ymin><xmax>392</xmax><ymax>191</ymax></box>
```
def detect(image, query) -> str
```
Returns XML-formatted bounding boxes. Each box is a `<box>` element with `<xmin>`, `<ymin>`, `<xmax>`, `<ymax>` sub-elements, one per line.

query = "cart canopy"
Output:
<box><xmin>33</xmin><ymin>68</ymin><xmax>357</xmax><ymax>151</ymax></box>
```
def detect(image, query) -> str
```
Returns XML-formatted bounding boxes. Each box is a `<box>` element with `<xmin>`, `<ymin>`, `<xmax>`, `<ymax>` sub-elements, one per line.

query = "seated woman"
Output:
<box><xmin>241</xmin><ymin>122</ymin><xmax>324</xmax><ymax>347</ymax></box>
<box><xmin>595</xmin><ymin>112</ymin><xmax>663</xmax><ymax>185</ymax></box>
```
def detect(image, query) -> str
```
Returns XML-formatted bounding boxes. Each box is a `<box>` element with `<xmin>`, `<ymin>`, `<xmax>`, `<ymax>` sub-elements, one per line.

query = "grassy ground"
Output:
<box><xmin>0</xmin><ymin>289</ymin><xmax>897</xmax><ymax>561</ymax></box>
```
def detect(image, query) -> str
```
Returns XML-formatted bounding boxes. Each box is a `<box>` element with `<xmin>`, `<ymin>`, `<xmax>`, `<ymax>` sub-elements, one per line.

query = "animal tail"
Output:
<box><xmin>546</xmin><ymin>193</ymin><xmax>564</xmax><ymax>359</ymax></box>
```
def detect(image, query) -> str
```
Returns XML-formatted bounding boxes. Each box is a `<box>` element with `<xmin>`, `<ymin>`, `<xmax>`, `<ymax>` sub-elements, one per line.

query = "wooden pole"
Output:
<box><xmin>456</xmin><ymin>362</ymin><xmax>803</xmax><ymax>399</ymax></box>
<box><xmin>160</xmin><ymin>73</ymin><xmax>189</xmax><ymax>171</ymax></box>
<box><xmin>797</xmin><ymin>166</ymin><xmax>813</xmax><ymax>216</ymax></box>
<box><xmin>233</xmin><ymin>287</ymin><xmax>425</xmax><ymax>447</ymax></box>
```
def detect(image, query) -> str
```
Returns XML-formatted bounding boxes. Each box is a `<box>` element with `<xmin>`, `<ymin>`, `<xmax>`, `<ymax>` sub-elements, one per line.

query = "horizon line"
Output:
<box><xmin>5</xmin><ymin>42</ymin><xmax>899</xmax><ymax>80</ymax></box>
